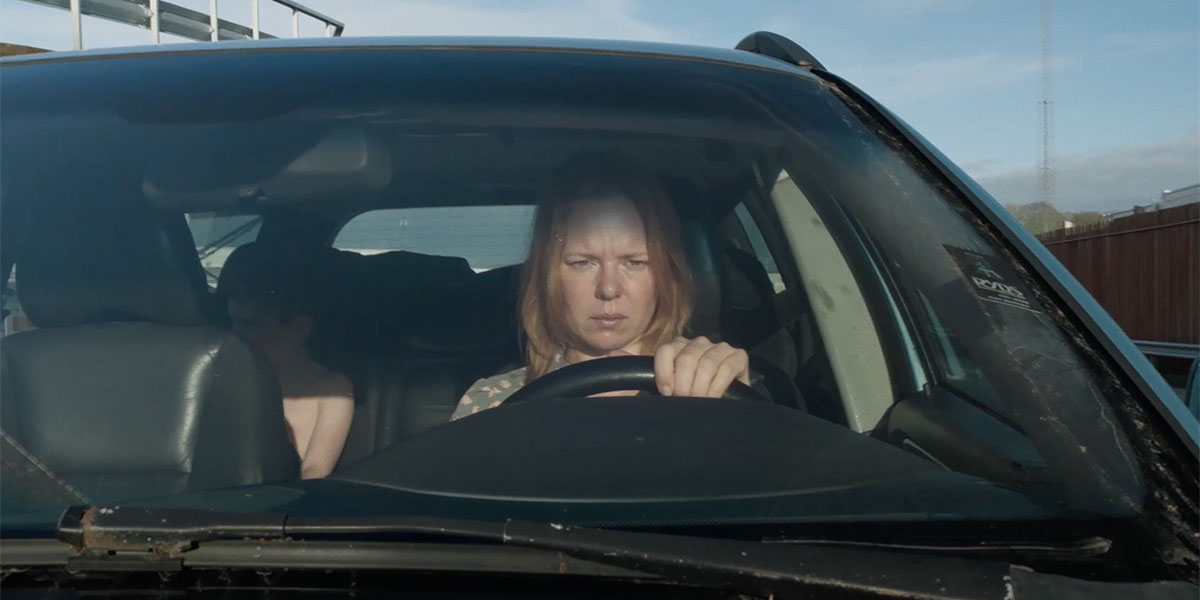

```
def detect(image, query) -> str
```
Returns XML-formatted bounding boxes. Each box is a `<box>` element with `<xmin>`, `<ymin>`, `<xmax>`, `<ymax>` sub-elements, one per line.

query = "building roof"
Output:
<box><xmin>0</xmin><ymin>42</ymin><xmax>49</xmax><ymax>57</ymax></box>
<box><xmin>1105</xmin><ymin>183</ymin><xmax>1200</xmax><ymax>219</ymax></box>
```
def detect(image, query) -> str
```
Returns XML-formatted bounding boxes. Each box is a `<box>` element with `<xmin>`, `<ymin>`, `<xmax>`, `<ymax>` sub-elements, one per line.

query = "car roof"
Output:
<box><xmin>0</xmin><ymin>35</ymin><xmax>817</xmax><ymax>79</ymax></box>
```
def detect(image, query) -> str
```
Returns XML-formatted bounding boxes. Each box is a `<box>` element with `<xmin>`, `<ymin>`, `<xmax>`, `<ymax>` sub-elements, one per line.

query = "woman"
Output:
<box><xmin>450</xmin><ymin>155</ymin><xmax>749</xmax><ymax>421</ymax></box>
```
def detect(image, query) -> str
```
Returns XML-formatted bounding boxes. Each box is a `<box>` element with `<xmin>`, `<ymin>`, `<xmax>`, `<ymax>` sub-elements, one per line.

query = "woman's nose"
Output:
<box><xmin>595</xmin><ymin>264</ymin><xmax>622</xmax><ymax>300</ymax></box>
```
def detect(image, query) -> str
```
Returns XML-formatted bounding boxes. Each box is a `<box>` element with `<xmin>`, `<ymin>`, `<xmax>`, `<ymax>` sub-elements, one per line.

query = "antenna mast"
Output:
<box><xmin>1038</xmin><ymin>0</ymin><xmax>1055</xmax><ymax>207</ymax></box>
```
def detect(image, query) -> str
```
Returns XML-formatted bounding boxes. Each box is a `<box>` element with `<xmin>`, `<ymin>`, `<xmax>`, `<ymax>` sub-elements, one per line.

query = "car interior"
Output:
<box><xmin>0</xmin><ymin>121</ymin><xmax>867</xmax><ymax>501</ymax></box>
<box><xmin>0</xmin><ymin>77</ymin><xmax>1149</xmax><ymax>521</ymax></box>
<box><xmin>1</xmin><ymin>69</ymin><xmax>1112</xmax><ymax>512</ymax></box>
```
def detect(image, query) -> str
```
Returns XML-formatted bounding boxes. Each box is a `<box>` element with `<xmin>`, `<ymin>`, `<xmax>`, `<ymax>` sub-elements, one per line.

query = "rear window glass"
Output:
<box><xmin>333</xmin><ymin>206</ymin><xmax>535</xmax><ymax>271</ymax></box>
<box><xmin>187</xmin><ymin>212</ymin><xmax>262</xmax><ymax>288</ymax></box>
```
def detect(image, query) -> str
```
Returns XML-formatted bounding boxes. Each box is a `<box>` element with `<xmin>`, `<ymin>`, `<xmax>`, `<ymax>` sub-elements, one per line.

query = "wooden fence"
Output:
<box><xmin>1037</xmin><ymin>203</ymin><xmax>1198</xmax><ymax>344</ymax></box>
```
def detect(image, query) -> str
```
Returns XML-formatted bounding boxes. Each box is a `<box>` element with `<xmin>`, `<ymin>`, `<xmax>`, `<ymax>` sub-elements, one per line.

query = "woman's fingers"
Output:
<box><xmin>691</xmin><ymin>342</ymin><xmax>746</xmax><ymax>398</ymax></box>
<box><xmin>654</xmin><ymin>337</ymin><xmax>687</xmax><ymax>395</ymax></box>
<box><xmin>706</xmin><ymin>348</ymin><xmax>750</xmax><ymax>398</ymax></box>
<box><xmin>690</xmin><ymin>341</ymin><xmax>733</xmax><ymax>397</ymax></box>
<box><xmin>653</xmin><ymin>337</ymin><xmax>750</xmax><ymax>398</ymax></box>
<box><xmin>671</xmin><ymin>337</ymin><xmax>709</xmax><ymax>397</ymax></box>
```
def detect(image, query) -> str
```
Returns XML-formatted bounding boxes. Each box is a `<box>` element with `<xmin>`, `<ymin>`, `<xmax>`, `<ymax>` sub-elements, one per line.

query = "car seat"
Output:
<box><xmin>1</xmin><ymin>200</ymin><xmax>299</xmax><ymax>503</ymax></box>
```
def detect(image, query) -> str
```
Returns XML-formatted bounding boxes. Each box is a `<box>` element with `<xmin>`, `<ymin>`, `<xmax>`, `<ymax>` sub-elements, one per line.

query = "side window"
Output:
<box><xmin>717</xmin><ymin>201</ymin><xmax>790</xmax><ymax>322</ymax></box>
<box><xmin>717</xmin><ymin>199</ymin><xmax>803</xmax><ymax>388</ymax></box>
<box><xmin>186</xmin><ymin>212</ymin><xmax>262</xmax><ymax>289</ymax></box>
<box><xmin>4</xmin><ymin>211</ymin><xmax>260</xmax><ymax>335</ymax></box>
<box><xmin>333</xmin><ymin>206</ymin><xmax>536</xmax><ymax>271</ymax></box>
<box><xmin>912</xmin><ymin>289</ymin><xmax>1010</xmax><ymax>416</ymax></box>
<box><xmin>731</xmin><ymin>203</ymin><xmax>784</xmax><ymax>293</ymax></box>
<box><xmin>3</xmin><ymin>267</ymin><xmax>28</xmax><ymax>336</ymax></box>
<box><xmin>717</xmin><ymin>201</ymin><xmax>788</xmax><ymax>329</ymax></box>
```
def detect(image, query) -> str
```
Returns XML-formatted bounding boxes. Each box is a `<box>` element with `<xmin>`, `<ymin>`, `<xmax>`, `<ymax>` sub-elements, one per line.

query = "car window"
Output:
<box><xmin>777</xmin><ymin>97</ymin><xmax>1144</xmax><ymax>513</ymax></box>
<box><xmin>186</xmin><ymin>212</ymin><xmax>262</xmax><ymax>289</ymax></box>
<box><xmin>731</xmin><ymin>203</ymin><xmax>783</xmax><ymax>293</ymax></box>
<box><xmin>2</xmin><ymin>268</ymin><xmax>29</xmax><ymax>336</ymax></box>
<box><xmin>910</xmin><ymin>288</ymin><xmax>1010</xmax><ymax>416</ymax></box>
<box><xmin>333</xmin><ymin>206</ymin><xmax>535</xmax><ymax>271</ymax></box>
<box><xmin>715</xmin><ymin>199</ymin><xmax>812</xmax><ymax>388</ymax></box>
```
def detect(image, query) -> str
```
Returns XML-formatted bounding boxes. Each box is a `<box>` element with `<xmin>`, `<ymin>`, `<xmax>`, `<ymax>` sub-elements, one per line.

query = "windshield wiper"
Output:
<box><xmin>42</xmin><ymin>505</ymin><xmax>1194</xmax><ymax>599</ymax></box>
<box><xmin>761</xmin><ymin>534</ymin><xmax>1114</xmax><ymax>562</ymax></box>
<box><xmin>47</xmin><ymin>505</ymin><xmax>994</xmax><ymax>597</ymax></box>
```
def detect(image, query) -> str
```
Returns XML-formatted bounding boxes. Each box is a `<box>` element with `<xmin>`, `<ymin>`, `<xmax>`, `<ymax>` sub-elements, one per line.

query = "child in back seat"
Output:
<box><xmin>219</xmin><ymin>243</ymin><xmax>353</xmax><ymax>479</ymax></box>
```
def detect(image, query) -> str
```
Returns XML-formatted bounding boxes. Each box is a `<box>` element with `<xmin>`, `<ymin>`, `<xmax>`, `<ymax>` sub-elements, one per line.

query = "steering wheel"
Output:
<box><xmin>503</xmin><ymin>355</ymin><xmax>769</xmax><ymax>405</ymax></box>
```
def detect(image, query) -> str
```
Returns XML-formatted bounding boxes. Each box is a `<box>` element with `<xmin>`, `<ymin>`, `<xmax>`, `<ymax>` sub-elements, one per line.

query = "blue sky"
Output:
<box><xmin>3</xmin><ymin>0</ymin><xmax>1197</xmax><ymax>212</ymax></box>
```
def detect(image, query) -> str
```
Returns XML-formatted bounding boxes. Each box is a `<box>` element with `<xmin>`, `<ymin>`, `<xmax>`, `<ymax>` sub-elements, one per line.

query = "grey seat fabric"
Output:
<box><xmin>333</xmin><ymin>277</ymin><xmax>522</xmax><ymax>469</ymax></box>
<box><xmin>1</xmin><ymin>200</ymin><xmax>298</xmax><ymax>503</ymax></box>
<box><xmin>337</xmin><ymin>354</ymin><xmax>488</xmax><ymax>469</ymax></box>
<box><xmin>675</xmin><ymin>193</ymin><xmax>726</xmax><ymax>339</ymax></box>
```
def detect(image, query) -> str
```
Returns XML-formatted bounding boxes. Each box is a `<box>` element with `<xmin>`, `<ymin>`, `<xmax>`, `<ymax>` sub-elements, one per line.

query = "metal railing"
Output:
<box><xmin>17</xmin><ymin>0</ymin><xmax>343</xmax><ymax>50</ymax></box>
<box><xmin>1134</xmin><ymin>340</ymin><xmax>1200</xmax><ymax>361</ymax></box>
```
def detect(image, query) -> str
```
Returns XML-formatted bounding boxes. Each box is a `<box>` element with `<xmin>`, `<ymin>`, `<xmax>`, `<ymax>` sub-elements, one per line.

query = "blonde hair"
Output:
<box><xmin>520</xmin><ymin>154</ymin><xmax>693</xmax><ymax>381</ymax></box>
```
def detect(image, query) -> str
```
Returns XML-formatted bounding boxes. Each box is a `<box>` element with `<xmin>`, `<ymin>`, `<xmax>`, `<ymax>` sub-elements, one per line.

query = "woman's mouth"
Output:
<box><xmin>591</xmin><ymin>313</ymin><xmax>627</xmax><ymax>328</ymax></box>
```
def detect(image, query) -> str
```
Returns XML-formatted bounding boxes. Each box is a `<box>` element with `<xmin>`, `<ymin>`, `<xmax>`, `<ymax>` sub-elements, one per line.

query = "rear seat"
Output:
<box><xmin>327</xmin><ymin>259</ymin><xmax>523</xmax><ymax>470</ymax></box>
<box><xmin>313</xmin><ymin>248</ymin><xmax>476</xmax><ymax>369</ymax></box>
<box><xmin>337</xmin><ymin>337</ymin><xmax>516</xmax><ymax>469</ymax></box>
<box><xmin>217</xmin><ymin>243</ymin><xmax>521</xmax><ymax>470</ymax></box>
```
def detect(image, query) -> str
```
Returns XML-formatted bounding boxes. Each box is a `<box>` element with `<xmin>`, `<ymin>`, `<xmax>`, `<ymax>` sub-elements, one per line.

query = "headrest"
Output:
<box><xmin>721</xmin><ymin>247</ymin><xmax>782</xmax><ymax>349</ymax></box>
<box><xmin>662</xmin><ymin>177</ymin><xmax>724</xmax><ymax>339</ymax></box>
<box><xmin>18</xmin><ymin>201</ymin><xmax>210</xmax><ymax>328</ymax></box>
<box><xmin>679</xmin><ymin>215</ymin><xmax>723</xmax><ymax>338</ymax></box>
<box><xmin>330</xmin><ymin>251</ymin><xmax>509</xmax><ymax>360</ymax></box>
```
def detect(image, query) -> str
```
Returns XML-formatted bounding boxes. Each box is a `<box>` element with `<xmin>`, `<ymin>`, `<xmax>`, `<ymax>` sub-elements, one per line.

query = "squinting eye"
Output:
<box><xmin>625</xmin><ymin>259</ymin><xmax>649</xmax><ymax>270</ymax></box>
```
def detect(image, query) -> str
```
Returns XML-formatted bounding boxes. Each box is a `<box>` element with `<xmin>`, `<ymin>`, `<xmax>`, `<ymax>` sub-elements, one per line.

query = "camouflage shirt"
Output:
<box><xmin>449</xmin><ymin>355</ymin><xmax>567</xmax><ymax>421</ymax></box>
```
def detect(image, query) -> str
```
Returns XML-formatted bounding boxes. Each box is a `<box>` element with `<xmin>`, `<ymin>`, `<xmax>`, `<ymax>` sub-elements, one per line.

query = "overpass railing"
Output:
<box><xmin>16</xmin><ymin>0</ymin><xmax>343</xmax><ymax>50</ymax></box>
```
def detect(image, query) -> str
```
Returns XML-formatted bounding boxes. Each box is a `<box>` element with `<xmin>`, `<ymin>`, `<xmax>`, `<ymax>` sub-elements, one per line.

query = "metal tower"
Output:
<box><xmin>1038</xmin><ymin>0</ymin><xmax>1055</xmax><ymax>207</ymax></box>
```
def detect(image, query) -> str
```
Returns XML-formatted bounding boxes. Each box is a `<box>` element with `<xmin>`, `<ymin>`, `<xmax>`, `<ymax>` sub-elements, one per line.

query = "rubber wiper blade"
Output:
<box><xmin>57</xmin><ymin>506</ymin><xmax>526</xmax><ymax>554</ymax></box>
<box><xmin>763</xmin><ymin>535</ymin><xmax>1114</xmax><ymax>562</ymax></box>
<box><xmin>496</xmin><ymin>520</ymin><xmax>1009</xmax><ymax>599</ymax></box>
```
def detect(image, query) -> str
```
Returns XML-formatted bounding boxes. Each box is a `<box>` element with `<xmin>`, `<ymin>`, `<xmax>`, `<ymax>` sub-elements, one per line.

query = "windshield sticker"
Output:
<box><xmin>944</xmin><ymin>245</ymin><xmax>1041</xmax><ymax>314</ymax></box>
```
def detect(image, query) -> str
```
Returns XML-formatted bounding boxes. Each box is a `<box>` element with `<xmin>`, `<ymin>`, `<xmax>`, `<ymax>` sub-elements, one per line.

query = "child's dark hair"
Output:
<box><xmin>218</xmin><ymin>242</ymin><xmax>324</xmax><ymax>324</ymax></box>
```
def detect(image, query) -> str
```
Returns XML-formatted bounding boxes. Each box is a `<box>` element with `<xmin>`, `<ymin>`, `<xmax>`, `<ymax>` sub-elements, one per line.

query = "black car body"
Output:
<box><xmin>1</xmin><ymin>34</ymin><xmax>1196</xmax><ymax>598</ymax></box>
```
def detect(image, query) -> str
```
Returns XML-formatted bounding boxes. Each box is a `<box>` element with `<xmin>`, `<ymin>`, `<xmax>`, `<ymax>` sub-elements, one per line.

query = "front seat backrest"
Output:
<box><xmin>1</xmin><ymin>200</ymin><xmax>298</xmax><ymax>503</ymax></box>
<box><xmin>663</xmin><ymin>176</ymin><xmax>725</xmax><ymax>339</ymax></box>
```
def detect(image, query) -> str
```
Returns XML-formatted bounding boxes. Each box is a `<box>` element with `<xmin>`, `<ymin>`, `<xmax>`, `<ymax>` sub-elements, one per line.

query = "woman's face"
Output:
<box><xmin>558</xmin><ymin>197</ymin><xmax>657</xmax><ymax>359</ymax></box>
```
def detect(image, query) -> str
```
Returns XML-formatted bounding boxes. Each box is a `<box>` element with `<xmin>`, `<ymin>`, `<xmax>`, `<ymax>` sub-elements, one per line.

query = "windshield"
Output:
<box><xmin>0</xmin><ymin>46</ymin><xmax>1146</xmax><ymax>533</ymax></box>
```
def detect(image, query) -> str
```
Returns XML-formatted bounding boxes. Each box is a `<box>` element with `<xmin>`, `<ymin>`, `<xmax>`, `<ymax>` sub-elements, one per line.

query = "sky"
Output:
<box><xmin>2</xmin><ymin>0</ymin><xmax>1197</xmax><ymax>212</ymax></box>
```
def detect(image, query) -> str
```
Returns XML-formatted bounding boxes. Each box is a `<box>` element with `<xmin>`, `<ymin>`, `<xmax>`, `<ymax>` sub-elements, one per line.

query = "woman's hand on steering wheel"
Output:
<box><xmin>654</xmin><ymin>336</ymin><xmax>750</xmax><ymax>398</ymax></box>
